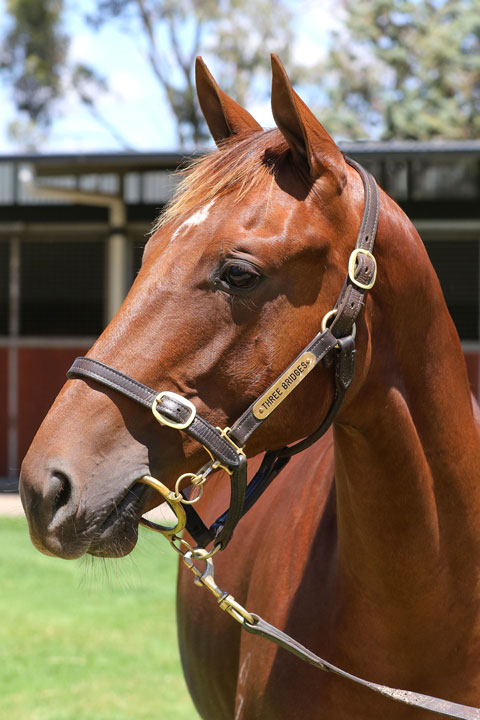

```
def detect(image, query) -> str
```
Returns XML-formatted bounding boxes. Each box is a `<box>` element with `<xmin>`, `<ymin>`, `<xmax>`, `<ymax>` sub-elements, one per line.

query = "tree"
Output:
<box><xmin>0</xmin><ymin>0</ymin><xmax>298</xmax><ymax>149</ymax></box>
<box><xmin>87</xmin><ymin>0</ymin><xmax>297</xmax><ymax>146</ymax></box>
<box><xmin>0</xmin><ymin>0</ymin><xmax>68</xmax><ymax>148</ymax></box>
<box><xmin>319</xmin><ymin>0</ymin><xmax>480</xmax><ymax>140</ymax></box>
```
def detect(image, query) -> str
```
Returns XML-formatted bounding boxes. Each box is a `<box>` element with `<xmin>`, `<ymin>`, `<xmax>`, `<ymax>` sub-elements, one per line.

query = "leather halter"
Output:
<box><xmin>67</xmin><ymin>157</ymin><xmax>379</xmax><ymax>551</ymax></box>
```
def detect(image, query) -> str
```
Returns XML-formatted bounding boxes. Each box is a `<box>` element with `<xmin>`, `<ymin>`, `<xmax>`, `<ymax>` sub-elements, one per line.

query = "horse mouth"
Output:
<box><xmin>87</xmin><ymin>482</ymin><xmax>150</xmax><ymax>558</ymax></box>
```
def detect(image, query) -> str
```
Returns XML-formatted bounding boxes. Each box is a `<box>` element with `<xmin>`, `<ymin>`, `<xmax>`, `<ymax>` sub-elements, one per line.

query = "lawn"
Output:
<box><xmin>0</xmin><ymin>516</ymin><xmax>201</xmax><ymax>720</ymax></box>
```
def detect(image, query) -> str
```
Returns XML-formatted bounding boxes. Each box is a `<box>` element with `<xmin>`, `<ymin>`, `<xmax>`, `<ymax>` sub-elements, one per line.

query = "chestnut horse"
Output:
<box><xmin>20</xmin><ymin>56</ymin><xmax>480</xmax><ymax>720</ymax></box>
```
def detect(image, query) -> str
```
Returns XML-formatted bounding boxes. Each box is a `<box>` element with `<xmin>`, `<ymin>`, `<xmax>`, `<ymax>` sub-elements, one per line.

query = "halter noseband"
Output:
<box><xmin>67</xmin><ymin>157</ymin><xmax>379</xmax><ymax>553</ymax></box>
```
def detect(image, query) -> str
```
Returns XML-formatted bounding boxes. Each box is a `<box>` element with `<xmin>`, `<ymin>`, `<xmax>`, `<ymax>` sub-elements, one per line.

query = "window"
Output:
<box><xmin>424</xmin><ymin>240</ymin><xmax>478</xmax><ymax>340</ymax></box>
<box><xmin>412</xmin><ymin>158</ymin><xmax>479</xmax><ymax>200</ymax></box>
<box><xmin>20</xmin><ymin>240</ymin><xmax>104</xmax><ymax>336</ymax></box>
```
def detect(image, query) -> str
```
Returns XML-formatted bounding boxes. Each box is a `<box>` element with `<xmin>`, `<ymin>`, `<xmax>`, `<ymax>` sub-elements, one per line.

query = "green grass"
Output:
<box><xmin>0</xmin><ymin>517</ymin><xmax>201</xmax><ymax>720</ymax></box>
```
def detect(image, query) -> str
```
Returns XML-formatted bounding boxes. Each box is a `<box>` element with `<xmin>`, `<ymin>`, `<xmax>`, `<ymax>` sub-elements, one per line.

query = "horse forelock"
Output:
<box><xmin>152</xmin><ymin>128</ymin><xmax>292</xmax><ymax>233</ymax></box>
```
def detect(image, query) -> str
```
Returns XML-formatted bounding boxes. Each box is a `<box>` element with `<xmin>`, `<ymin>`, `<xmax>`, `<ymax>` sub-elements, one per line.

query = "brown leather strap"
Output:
<box><xmin>277</xmin><ymin>334</ymin><xmax>355</xmax><ymax>459</ymax></box>
<box><xmin>244</xmin><ymin>615</ymin><xmax>480</xmax><ymax>719</ymax></box>
<box><xmin>67</xmin><ymin>357</ymin><xmax>242</xmax><ymax>469</ymax></box>
<box><xmin>229</xmin><ymin>328</ymin><xmax>339</xmax><ymax>447</ymax></box>
<box><xmin>179</xmin><ymin>453</ymin><xmax>248</xmax><ymax>550</ymax></box>
<box><xmin>331</xmin><ymin>157</ymin><xmax>379</xmax><ymax>338</ymax></box>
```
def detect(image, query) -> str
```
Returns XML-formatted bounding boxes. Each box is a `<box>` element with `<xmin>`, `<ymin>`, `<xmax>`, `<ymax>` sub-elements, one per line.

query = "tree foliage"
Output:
<box><xmin>85</xmin><ymin>0</ymin><xmax>295</xmax><ymax>145</ymax></box>
<box><xmin>4</xmin><ymin>0</ymin><xmax>478</xmax><ymax>146</ymax></box>
<box><xmin>0</xmin><ymin>0</ymin><xmax>296</xmax><ymax>148</ymax></box>
<box><xmin>321</xmin><ymin>0</ymin><xmax>480</xmax><ymax>140</ymax></box>
<box><xmin>1</xmin><ymin>0</ymin><xmax>67</xmax><ymax>146</ymax></box>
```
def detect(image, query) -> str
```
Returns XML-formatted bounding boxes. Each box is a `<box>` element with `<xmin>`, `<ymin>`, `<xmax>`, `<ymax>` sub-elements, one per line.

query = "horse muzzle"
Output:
<box><xmin>19</xmin><ymin>456</ymin><xmax>150</xmax><ymax>559</ymax></box>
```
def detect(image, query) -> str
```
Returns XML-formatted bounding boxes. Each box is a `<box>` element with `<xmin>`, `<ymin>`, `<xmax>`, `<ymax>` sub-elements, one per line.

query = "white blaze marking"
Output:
<box><xmin>183</xmin><ymin>200</ymin><xmax>215</xmax><ymax>228</ymax></box>
<box><xmin>169</xmin><ymin>200</ymin><xmax>215</xmax><ymax>244</ymax></box>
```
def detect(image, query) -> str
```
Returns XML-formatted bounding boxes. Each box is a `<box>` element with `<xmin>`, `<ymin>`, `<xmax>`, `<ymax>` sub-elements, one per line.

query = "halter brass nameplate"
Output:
<box><xmin>253</xmin><ymin>352</ymin><xmax>317</xmax><ymax>420</ymax></box>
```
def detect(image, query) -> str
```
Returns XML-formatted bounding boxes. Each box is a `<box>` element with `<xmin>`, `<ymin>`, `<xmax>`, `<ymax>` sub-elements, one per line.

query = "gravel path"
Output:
<box><xmin>0</xmin><ymin>493</ymin><xmax>25</xmax><ymax>516</ymax></box>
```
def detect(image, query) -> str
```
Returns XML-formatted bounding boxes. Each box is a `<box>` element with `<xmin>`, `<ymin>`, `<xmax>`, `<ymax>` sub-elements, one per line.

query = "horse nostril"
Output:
<box><xmin>49</xmin><ymin>471</ymin><xmax>72</xmax><ymax>518</ymax></box>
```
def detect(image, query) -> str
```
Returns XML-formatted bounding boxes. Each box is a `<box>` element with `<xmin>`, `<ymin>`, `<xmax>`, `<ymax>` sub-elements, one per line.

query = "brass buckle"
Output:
<box><xmin>152</xmin><ymin>391</ymin><xmax>196</xmax><ymax>430</ymax></box>
<box><xmin>216</xmin><ymin>426</ymin><xmax>246</xmax><ymax>458</ymax></box>
<box><xmin>348</xmin><ymin>248</ymin><xmax>377</xmax><ymax>290</ymax></box>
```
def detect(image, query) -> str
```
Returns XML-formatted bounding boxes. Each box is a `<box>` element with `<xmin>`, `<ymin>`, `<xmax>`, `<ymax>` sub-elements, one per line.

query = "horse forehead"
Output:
<box><xmin>214</xmin><ymin>187</ymin><xmax>308</xmax><ymax>238</ymax></box>
<box><xmin>164</xmin><ymin>187</ymin><xmax>314</xmax><ymax>253</ymax></box>
<box><xmin>169</xmin><ymin>200</ymin><xmax>216</xmax><ymax>244</ymax></box>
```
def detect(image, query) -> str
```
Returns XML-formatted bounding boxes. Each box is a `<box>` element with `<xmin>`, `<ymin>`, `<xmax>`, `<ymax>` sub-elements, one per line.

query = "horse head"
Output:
<box><xmin>20</xmin><ymin>56</ymin><xmax>369</xmax><ymax>560</ymax></box>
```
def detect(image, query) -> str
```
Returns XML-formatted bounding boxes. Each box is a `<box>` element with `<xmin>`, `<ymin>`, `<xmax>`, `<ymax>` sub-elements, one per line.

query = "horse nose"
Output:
<box><xmin>20</xmin><ymin>462</ymin><xmax>80</xmax><ymax>557</ymax></box>
<box><xmin>24</xmin><ymin>467</ymin><xmax>74</xmax><ymax>527</ymax></box>
<box><xmin>43</xmin><ymin>470</ymin><xmax>73</xmax><ymax>523</ymax></box>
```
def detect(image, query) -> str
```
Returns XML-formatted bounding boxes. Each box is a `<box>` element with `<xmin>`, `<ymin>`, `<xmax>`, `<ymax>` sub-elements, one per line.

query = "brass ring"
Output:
<box><xmin>137</xmin><ymin>475</ymin><xmax>186</xmax><ymax>537</ymax></box>
<box><xmin>169</xmin><ymin>535</ymin><xmax>195</xmax><ymax>556</ymax></box>
<box><xmin>174</xmin><ymin>472</ymin><xmax>205</xmax><ymax>505</ymax></box>
<box><xmin>191</xmin><ymin>544</ymin><xmax>222</xmax><ymax>560</ymax></box>
<box><xmin>321</xmin><ymin>308</ymin><xmax>338</xmax><ymax>332</ymax></box>
<box><xmin>321</xmin><ymin>308</ymin><xmax>357</xmax><ymax>339</ymax></box>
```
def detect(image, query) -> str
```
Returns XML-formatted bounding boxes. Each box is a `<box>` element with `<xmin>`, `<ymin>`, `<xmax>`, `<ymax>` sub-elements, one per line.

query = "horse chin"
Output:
<box><xmin>87</xmin><ymin>529</ymin><xmax>139</xmax><ymax>558</ymax></box>
<box><xmin>86</xmin><ymin>481</ymin><xmax>149</xmax><ymax>558</ymax></box>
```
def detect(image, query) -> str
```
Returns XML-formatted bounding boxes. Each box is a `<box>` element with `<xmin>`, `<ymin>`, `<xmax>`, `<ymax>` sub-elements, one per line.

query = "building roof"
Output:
<box><xmin>1</xmin><ymin>139</ymin><xmax>480</xmax><ymax>177</ymax></box>
<box><xmin>340</xmin><ymin>139</ymin><xmax>480</xmax><ymax>158</ymax></box>
<box><xmin>0</xmin><ymin>151</ymin><xmax>190</xmax><ymax>176</ymax></box>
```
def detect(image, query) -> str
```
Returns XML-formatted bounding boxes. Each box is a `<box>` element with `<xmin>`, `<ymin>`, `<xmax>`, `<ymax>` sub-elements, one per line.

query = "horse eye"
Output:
<box><xmin>221</xmin><ymin>262</ymin><xmax>261</xmax><ymax>290</ymax></box>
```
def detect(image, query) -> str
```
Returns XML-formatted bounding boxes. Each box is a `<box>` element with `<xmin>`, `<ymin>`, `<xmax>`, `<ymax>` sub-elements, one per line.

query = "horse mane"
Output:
<box><xmin>153</xmin><ymin>128</ymin><xmax>291</xmax><ymax>232</ymax></box>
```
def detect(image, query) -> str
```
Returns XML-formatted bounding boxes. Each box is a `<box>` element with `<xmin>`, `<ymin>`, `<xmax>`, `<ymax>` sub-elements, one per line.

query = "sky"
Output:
<box><xmin>0</xmin><ymin>0</ymin><xmax>341</xmax><ymax>155</ymax></box>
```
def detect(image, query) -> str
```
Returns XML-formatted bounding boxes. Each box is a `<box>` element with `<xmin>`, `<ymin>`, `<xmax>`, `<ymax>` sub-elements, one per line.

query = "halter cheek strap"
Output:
<box><xmin>67</xmin><ymin>156</ymin><xmax>379</xmax><ymax>551</ymax></box>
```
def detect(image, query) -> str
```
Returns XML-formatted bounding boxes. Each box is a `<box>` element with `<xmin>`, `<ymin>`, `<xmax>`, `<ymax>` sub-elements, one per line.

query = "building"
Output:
<box><xmin>1</xmin><ymin>142</ymin><xmax>480</xmax><ymax>489</ymax></box>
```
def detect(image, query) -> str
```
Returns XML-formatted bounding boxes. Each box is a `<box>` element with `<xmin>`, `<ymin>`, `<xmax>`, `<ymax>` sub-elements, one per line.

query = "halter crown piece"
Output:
<box><xmin>66</xmin><ymin>161</ymin><xmax>480</xmax><ymax>718</ymax></box>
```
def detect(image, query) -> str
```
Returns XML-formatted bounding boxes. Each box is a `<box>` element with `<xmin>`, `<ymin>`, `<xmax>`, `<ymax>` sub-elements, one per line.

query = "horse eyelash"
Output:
<box><xmin>227</xmin><ymin>293</ymin><xmax>259</xmax><ymax>313</ymax></box>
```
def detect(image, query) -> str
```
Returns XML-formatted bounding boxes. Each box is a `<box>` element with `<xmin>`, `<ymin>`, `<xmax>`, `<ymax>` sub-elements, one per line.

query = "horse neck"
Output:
<box><xmin>333</xmin><ymin>194</ymin><xmax>480</xmax><ymax>605</ymax></box>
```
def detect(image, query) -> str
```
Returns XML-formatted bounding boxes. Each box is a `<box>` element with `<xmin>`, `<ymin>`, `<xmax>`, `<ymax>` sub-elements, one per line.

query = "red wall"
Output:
<box><xmin>0</xmin><ymin>349</ymin><xmax>7</xmax><ymax>477</ymax></box>
<box><xmin>17</xmin><ymin>347</ymin><xmax>90</xmax><ymax>469</ymax></box>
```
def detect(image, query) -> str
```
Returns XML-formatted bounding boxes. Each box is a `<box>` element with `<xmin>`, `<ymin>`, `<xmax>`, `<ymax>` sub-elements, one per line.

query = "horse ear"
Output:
<box><xmin>196</xmin><ymin>56</ymin><xmax>262</xmax><ymax>146</ymax></box>
<box><xmin>270</xmin><ymin>54</ymin><xmax>346</xmax><ymax>187</ymax></box>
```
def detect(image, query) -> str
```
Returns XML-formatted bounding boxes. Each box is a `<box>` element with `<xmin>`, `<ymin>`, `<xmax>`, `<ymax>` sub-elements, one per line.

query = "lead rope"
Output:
<box><xmin>142</xmin><ymin>532</ymin><xmax>480</xmax><ymax>720</ymax></box>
